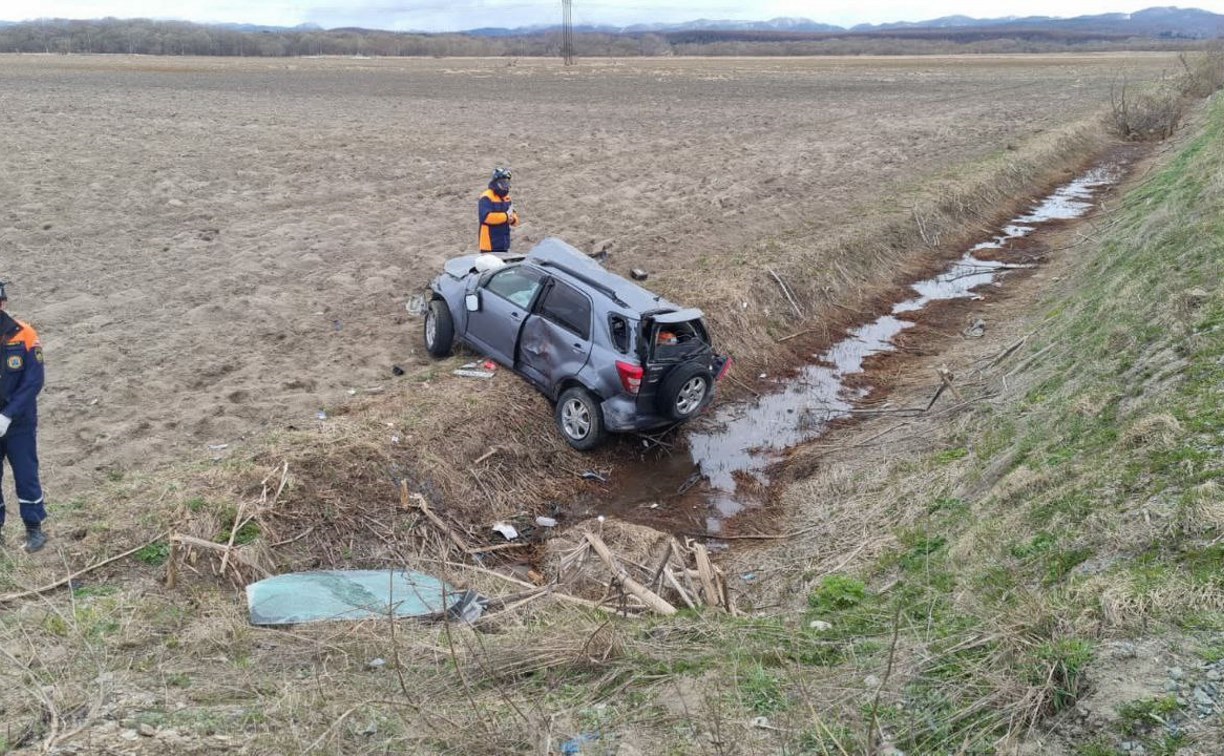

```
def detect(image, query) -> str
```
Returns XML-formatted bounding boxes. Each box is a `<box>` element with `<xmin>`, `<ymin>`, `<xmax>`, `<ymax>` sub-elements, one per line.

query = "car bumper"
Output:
<box><xmin>600</xmin><ymin>395</ymin><xmax>672</xmax><ymax>432</ymax></box>
<box><xmin>600</xmin><ymin>390</ymin><xmax>716</xmax><ymax>433</ymax></box>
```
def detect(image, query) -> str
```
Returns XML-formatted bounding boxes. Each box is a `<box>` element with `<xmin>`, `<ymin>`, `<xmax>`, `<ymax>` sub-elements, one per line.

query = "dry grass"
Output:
<box><xmin>1119</xmin><ymin>412</ymin><xmax>1182</xmax><ymax>450</ymax></box>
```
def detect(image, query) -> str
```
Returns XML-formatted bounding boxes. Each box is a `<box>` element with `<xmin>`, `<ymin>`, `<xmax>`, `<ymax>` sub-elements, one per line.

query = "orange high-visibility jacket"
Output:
<box><xmin>478</xmin><ymin>188</ymin><xmax>519</xmax><ymax>253</ymax></box>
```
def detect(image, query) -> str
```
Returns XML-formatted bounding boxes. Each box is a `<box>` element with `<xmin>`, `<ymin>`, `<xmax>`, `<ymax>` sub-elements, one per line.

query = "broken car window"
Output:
<box><xmin>650</xmin><ymin>319</ymin><xmax>708</xmax><ymax>359</ymax></box>
<box><xmin>609</xmin><ymin>315</ymin><xmax>631</xmax><ymax>353</ymax></box>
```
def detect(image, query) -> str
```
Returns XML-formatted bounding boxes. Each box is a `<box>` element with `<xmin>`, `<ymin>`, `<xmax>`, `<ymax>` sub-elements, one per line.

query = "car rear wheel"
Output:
<box><xmin>556</xmin><ymin>387</ymin><xmax>606</xmax><ymax>451</ymax></box>
<box><xmin>658</xmin><ymin>362</ymin><xmax>713</xmax><ymax>421</ymax></box>
<box><xmin>424</xmin><ymin>299</ymin><xmax>454</xmax><ymax>358</ymax></box>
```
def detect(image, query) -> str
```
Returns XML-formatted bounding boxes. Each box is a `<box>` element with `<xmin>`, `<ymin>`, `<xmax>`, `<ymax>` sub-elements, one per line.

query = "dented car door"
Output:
<box><xmin>518</xmin><ymin>278</ymin><xmax>594</xmax><ymax>394</ymax></box>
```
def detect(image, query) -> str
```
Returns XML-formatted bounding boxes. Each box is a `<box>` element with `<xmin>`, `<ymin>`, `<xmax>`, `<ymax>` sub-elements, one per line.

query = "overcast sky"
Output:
<box><xmin>6</xmin><ymin>1</ymin><xmax>1224</xmax><ymax>31</ymax></box>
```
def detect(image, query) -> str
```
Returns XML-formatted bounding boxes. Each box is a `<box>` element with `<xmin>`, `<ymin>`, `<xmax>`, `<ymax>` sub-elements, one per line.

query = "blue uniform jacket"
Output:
<box><xmin>0</xmin><ymin>313</ymin><xmax>45</xmax><ymax>428</ymax></box>
<box><xmin>478</xmin><ymin>186</ymin><xmax>517</xmax><ymax>253</ymax></box>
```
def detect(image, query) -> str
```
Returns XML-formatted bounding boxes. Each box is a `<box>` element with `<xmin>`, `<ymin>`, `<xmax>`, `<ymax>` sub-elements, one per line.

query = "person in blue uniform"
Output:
<box><xmin>478</xmin><ymin>167</ymin><xmax>520</xmax><ymax>254</ymax></box>
<box><xmin>0</xmin><ymin>282</ymin><xmax>47</xmax><ymax>553</ymax></box>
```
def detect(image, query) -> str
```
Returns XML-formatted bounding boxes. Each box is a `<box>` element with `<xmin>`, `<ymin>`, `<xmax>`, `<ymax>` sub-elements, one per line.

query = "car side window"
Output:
<box><xmin>484</xmin><ymin>267</ymin><xmax>542</xmax><ymax>309</ymax></box>
<box><xmin>539</xmin><ymin>281</ymin><xmax>592</xmax><ymax>341</ymax></box>
<box><xmin>609</xmin><ymin>315</ymin><xmax>631</xmax><ymax>353</ymax></box>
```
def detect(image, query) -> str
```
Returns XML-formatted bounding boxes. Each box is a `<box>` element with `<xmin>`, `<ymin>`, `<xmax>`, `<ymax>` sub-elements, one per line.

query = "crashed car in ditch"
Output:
<box><xmin>423</xmin><ymin>237</ymin><xmax>730</xmax><ymax>450</ymax></box>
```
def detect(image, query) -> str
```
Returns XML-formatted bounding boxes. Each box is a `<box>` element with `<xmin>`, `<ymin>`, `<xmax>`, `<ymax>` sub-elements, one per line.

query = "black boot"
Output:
<box><xmin>23</xmin><ymin>524</ymin><xmax>46</xmax><ymax>553</ymax></box>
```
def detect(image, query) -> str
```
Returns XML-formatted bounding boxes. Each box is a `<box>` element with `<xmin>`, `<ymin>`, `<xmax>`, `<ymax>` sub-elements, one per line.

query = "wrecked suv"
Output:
<box><xmin>423</xmin><ymin>237</ymin><xmax>730</xmax><ymax>450</ymax></box>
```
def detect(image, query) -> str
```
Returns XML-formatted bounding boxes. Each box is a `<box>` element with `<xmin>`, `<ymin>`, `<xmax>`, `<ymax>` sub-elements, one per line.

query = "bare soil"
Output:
<box><xmin>0</xmin><ymin>52</ymin><xmax>1181</xmax><ymax>501</ymax></box>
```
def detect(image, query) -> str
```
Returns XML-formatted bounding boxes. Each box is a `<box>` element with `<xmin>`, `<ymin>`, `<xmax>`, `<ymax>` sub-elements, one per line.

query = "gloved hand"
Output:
<box><xmin>0</xmin><ymin>414</ymin><xmax>10</xmax><ymax>438</ymax></box>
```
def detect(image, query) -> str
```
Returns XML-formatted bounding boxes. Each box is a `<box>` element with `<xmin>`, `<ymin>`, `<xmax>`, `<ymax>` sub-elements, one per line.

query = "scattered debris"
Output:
<box><xmin>809</xmin><ymin>620</ymin><xmax>833</xmax><ymax>631</ymax></box>
<box><xmin>207</xmin><ymin>443</ymin><xmax>229</xmax><ymax>451</ymax></box>
<box><xmin>545</xmin><ymin>518</ymin><xmax>736</xmax><ymax>616</ymax></box>
<box><xmin>400</xmin><ymin>485</ymin><xmax>527</xmax><ymax>556</ymax></box>
<box><xmin>367</xmin><ymin>658</ymin><xmax>386</xmax><ymax>670</ymax></box>
<box><xmin>391</xmin><ymin>365</ymin><xmax>405</xmax><ymax>376</ymax></box>
<box><xmin>316</xmin><ymin>410</ymin><xmax>327</xmax><ymax>420</ymax></box>
<box><xmin>405</xmin><ymin>294</ymin><xmax>427</xmax><ymax>316</ymax></box>
<box><xmin>768</xmin><ymin>268</ymin><xmax>804</xmax><ymax>318</ymax></box>
<box><xmin>491</xmin><ymin>522</ymin><xmax>519</xmax><ymax>541</ymax></box>
<box><xmin>450</xmin><ymin>590</ymin><xmax>487</xmax><ymax>622</ymax></box>
<box><xmin>750</xmin><ymin>716</ymin><xmax>771</xmax><ymax>729</ymax></box>
<box><xmin>560</xmin><ymin>733</ymin><xmax>599</xmax><ymax>755</ymax></box>
<box><xmin>535</xmin><ymin>516</ymin><xmax>558</xmax><ymax>528</ymax></box>
<box><xmin>677</xmin><ymin>471</ymin><xmax>703</xmax><ymax>495</ymax></box>
<box><xmin>630</xmin><ymin>268</ymin><xmax>649</xmax><ymax>281</ymax></box>
<box><xmin>581</xmin><ymin>470</ymin><xmax>608</xmax><ymax>483</ymax></box>
<box><xmin>962</xmin><ymin>317</ymin><xmax>987</xmax><ymax>338</ymax></box>
<box><xmin>453</xmin><ymin>369</ymin><xmax>495</xmax><ymax>379</ymax></box>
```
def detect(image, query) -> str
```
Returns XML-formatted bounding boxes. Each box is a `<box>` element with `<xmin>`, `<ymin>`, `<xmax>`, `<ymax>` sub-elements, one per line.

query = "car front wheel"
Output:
<box><xmin>424</xmin><ymin>298</ymin><xmax>454</xmax><ymax>358</ymax></box>
<box><xmin>556</xmin><ymin>387</ymin><xmax>606</xmax><ymax>451</ymax></box>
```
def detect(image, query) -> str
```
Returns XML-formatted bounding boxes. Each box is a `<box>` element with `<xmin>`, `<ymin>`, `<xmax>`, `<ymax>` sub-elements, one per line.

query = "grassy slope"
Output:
<box><xmin>732</xmin><ymin>97</ymin><xmax>1224</xmax><ymax>752</ymax></box>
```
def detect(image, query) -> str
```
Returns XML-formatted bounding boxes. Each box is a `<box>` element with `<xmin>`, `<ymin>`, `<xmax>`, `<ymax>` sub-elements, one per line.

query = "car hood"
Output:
<box><xmin>442</xmin><ymin>255</ymin><xmax>480</xmax><ymax>279</ymax></box>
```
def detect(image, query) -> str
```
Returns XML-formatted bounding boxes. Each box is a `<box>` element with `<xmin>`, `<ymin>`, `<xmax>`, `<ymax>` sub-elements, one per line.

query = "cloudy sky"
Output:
<box><xmin>6</xmin><ymin>1</ymin><xmax>1224</xmax><ymax>31</ymax></box>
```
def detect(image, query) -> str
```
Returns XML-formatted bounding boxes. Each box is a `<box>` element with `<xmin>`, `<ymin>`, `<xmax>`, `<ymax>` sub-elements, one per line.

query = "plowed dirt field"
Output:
<box><xmin>0</xmin><ymin>53</ymin><xmax>1178</xmax><ymax>496</ymax></box>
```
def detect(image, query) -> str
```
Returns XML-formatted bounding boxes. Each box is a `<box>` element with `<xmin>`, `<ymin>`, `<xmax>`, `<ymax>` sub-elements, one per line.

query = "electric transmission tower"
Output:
<box><xmin>561</xmin><ymin>0</ymin><xmax>575</xmax><ymax>65</ymax></box>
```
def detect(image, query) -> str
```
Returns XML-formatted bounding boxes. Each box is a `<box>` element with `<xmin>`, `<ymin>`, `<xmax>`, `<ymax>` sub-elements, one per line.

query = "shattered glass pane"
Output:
<box><xmin>246</xmin><ymin>570</ymin><xmax>461</xmax><ymax>625</ymax></box>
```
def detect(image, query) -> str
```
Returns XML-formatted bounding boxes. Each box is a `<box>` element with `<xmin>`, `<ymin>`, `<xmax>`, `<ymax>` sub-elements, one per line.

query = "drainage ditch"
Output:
<box><xmin>565</xmin><ymin>161</ymin><xmax>1127</xmax><ymax>539</ymax></box>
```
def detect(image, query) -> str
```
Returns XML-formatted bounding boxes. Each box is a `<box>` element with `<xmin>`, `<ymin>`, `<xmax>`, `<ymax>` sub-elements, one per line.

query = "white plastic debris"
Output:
<box><xmin>491</xmin><ymin>522</ymin><xmax>519</xmax><ymax>540</ymax></box>
<box><xmin>809</xmin><ymin>620</ymin><xmax>833</xmax><ymax>632</ymax></box>
<box><xmin>535</xmin><ymin>516</ymin><xmax>558</xmax><ymax>528</ymax></box>
<box><xmin>453</xmin><ymin>369</ymin><xmax>495</xmax><ymax>379</ymax></box>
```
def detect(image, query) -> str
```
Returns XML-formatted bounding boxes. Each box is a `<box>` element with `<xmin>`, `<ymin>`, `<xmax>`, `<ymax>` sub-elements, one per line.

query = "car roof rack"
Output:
<box><xmin>534</xmin><ymin>259</ymin><xmax>630</xmax><ymax>308</ymax></box>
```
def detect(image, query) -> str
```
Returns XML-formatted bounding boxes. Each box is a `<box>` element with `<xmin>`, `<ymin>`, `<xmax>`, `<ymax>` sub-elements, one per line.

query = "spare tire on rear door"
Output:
<box><xmin>657</xmin><ymin>362</ymin><xmax>713</xmax><ymax>421</ymax></box>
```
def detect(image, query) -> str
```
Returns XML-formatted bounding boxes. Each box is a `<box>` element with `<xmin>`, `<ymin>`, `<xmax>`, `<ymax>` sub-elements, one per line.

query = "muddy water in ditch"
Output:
<box><xmin>574</xmin><ymin>164</ymin><xmax>1122</xmax><ymax>536</ymax></box>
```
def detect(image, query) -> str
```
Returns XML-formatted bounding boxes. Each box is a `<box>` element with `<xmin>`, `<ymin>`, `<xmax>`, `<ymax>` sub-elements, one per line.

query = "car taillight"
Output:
<box><xmin>716</xmin><ymin>356</ymin><xmax>733</xmax><ymax>381</ymax></box>
<box><xmin>616</xmin><ymin>361</ymin><xmax>644</xmax><ymax>395</ymax></box>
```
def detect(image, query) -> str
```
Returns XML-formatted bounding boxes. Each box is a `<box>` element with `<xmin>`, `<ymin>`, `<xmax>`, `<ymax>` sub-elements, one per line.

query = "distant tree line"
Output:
<box><xmin>0</xmin><ymin>18</ymin><xmax>1207</xmax><ymax>58</ymax></box>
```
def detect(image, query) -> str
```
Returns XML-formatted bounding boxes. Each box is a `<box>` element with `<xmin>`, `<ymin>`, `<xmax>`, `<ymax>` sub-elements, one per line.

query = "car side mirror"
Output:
<box><xmin>465</xmin><ymin>293</ymin><xmax>481</xmax><ymax>312</ymax></box>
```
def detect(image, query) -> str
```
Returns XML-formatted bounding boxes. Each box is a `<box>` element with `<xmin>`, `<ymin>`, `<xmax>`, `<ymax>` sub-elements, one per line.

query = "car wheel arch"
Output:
<box><xmin>553</xmin><ymin>377</ymin><xmax>601</xmax><ymax>403</ymax></box>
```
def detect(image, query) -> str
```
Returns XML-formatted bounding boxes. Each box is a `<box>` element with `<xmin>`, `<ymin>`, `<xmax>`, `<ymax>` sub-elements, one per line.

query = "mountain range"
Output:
<box><xmin>471</xmin><ymin>6</ymin><xmax>1223</xmax><ymax>39</ymax></box>
<box><xmin>1</xmin><ymin>6</ymin><xmax>1221</xmax><ymax>39</ymax></box>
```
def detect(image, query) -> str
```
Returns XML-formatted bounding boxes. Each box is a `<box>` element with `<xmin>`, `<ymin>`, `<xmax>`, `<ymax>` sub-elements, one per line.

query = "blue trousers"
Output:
<box><xmin>0</xmin><ymin>423</ymin><xmax>45</xmax><ymax>527</ymax></box>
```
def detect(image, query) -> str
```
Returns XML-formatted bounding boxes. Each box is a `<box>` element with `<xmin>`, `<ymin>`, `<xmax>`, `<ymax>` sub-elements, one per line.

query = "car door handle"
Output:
<box><xmin>511</xmin><ymin>311</ymin><xmax>521</xmax><ymax>319</ymax></box>
<box><xmin>572</xmin><ymin>343</ymin><xmax>583</xmax><ymax>350</ymax></box>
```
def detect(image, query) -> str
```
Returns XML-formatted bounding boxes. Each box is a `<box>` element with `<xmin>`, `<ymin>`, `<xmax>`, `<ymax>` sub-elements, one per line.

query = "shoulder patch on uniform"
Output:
<box><xmin>34</xmin><ymin>347</ymin><xmax>43</xmax><ymax>364</ymax></box>
<box><xmin>7</xmin><ymin>355</ymin><xmax>22</xmax><ymax>370</ymax></box>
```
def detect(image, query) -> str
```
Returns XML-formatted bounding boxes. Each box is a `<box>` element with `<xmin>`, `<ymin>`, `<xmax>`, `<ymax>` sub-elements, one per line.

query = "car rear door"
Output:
<box><xmin>518</xmin><ymin>278</ymin><xmax>594</xmax><ymax>394</ymax></box>
<box><xmin>465</xmin><ymin>266</ymin><xmax>544</xmax><ymax>366</ymax></box>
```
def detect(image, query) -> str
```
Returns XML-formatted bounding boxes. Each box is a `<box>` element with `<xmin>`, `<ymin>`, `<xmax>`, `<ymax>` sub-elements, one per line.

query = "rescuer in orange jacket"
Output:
<box><xmin>478</xmin><ymin>167</ymin><xmax>520</xmax><ymax>254</ymax></box>
<box><xmin>0</xmin><ymin>283</ymin><xmax>48</xmax><ymax>553</ymax></box>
